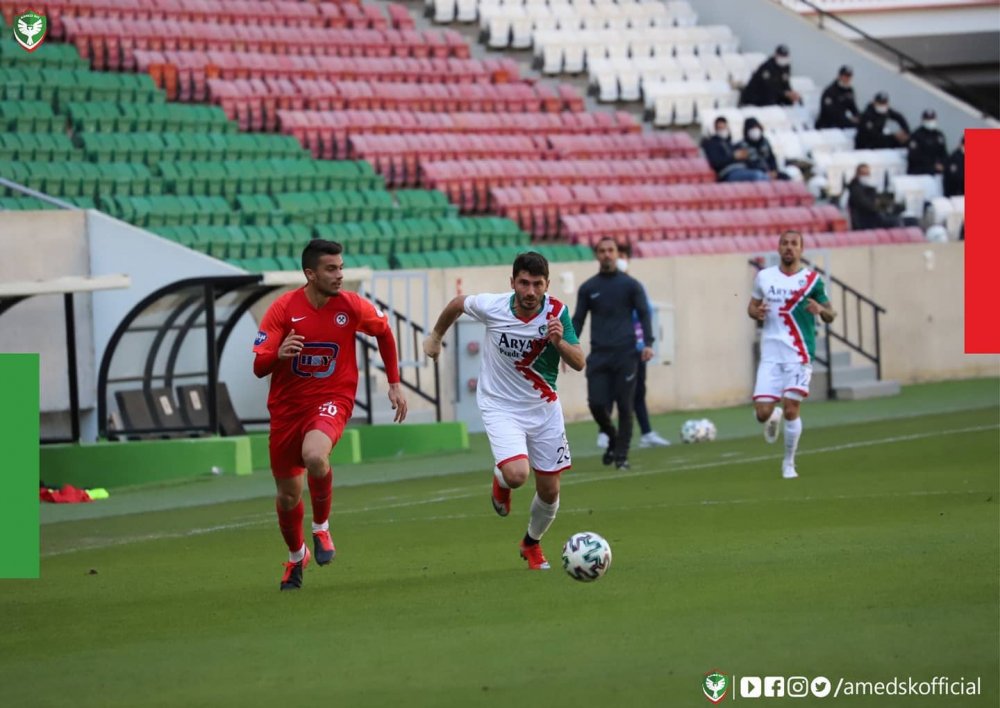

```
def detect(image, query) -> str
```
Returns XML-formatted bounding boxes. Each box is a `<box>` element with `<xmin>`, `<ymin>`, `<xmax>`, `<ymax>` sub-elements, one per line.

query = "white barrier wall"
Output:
<box><xmin>1</xmin><ymin>207</ymin><xmax>995</xmax><ymax>438</ymax></box>
<box><xmin>424</xmin><ymin>241</ymin><xmax>997</xmax><ymax>423</ymax></box>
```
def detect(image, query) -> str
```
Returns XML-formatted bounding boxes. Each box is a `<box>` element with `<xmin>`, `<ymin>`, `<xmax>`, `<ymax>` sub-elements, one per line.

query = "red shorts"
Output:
<box><xmin>269</xmin><ymin>398</ymin><xmax>353</xmax><ymax>479</ymax></box>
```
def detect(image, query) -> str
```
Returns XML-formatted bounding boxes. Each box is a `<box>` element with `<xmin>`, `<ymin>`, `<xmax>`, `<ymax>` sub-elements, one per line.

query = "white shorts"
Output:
<box><xmin>753</xmin><ymin>361</ymin><xmax>812</xmax><ymax>402</ymax></box>
<box><xmin>480</xmin><ymin>401</ymin><xmax>571</xmax><ymax>474</ymax></box>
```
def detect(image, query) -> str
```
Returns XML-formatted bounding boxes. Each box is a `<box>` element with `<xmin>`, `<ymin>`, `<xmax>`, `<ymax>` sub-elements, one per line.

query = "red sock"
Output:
<box><xmin>276</xmin><ymin>498</ymin><xmax>304</xmax><ymax>553</ymax></box>
<box><xmin>307</xmin><ymin>468</ymin><xmax>333</xmax><ymax>526</ymax></box>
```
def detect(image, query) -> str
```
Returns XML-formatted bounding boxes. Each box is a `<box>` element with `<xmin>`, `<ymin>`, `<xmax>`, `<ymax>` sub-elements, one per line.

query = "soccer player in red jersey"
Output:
<box><xmin>253</xmin><ymin>239</ymin><xmax>408</xmax><ymax>590</ymax></box>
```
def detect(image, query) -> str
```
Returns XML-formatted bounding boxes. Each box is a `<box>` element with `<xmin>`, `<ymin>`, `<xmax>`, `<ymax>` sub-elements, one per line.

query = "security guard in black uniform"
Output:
<box><xmin>815</xmin><ymin>65</ymin><xmax>859</xmax><ymax>129</ymax></box>
<box><xmin>855</xmin><ymin>92</ymin><xmax>910</xmax><ymax>150</ymax></box>
<box><xmin>739</xmin><ymin>45</ymin><xmax>801</xmax><ymax>107</ymax></box>
<box><xmin>907</xmin><ymin>109</ymin><xmax>948</xmax><ymax>175</ymax></box>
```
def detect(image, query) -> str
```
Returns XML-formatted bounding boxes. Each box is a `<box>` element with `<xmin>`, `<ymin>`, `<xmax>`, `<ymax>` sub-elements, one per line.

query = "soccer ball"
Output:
<box><xmin>561</xmin><ymin>531</ymin><xmax>613</xmax><ymax>582</ymax></box>
<box><xmin>681</xmin><ymin>418</ymin><xmax>716</xmax><ymax>443</ymax></box>
<box><xmin>680</xmin><ymin>419</ymin><xmax>701</xmax><ymax>443</ymax></box>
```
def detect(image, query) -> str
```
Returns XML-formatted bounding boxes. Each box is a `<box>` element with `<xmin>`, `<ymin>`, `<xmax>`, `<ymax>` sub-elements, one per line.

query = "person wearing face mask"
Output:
<box><xmin>815</xmin><ymin>65</ymin><xmax>859</xmax><ymax>129</ymax></box>
<box><xmin>944</xmin><ymin>136</ymin><xmax>965</xmax><ymax>197</ymax></box>
<box><xmin>736</xmin><ymin>117</ymin><xmax>787</xmax><ymax>180</ymax></box>
<box><xmin>739</xmin><ymin>44</ymin><xmax>801</xmax><ymax>107</ymax></box>
<box><xmin>572</xmin><ymin>238</ymin><xmax>655</xmax><ymax>471</ymax></box>
<box><xmin>595</xmin><ymin>245</ymin><xmax>671</xmax><ymax>451</ymax></box>
<box><xmin>906</xmin><ymin>109</ymin><xmax>948</xmax><ymax>175</ymax></box>
<box><xmin>855</xmin><ymin>91</ymin><xmax>910</xmax><ymax>149</ymax></box>
<box><xmin>701</xmin><ymin>116</ymin><xmax>769</xmax><ymax>182</ymax></box>
<box><xmin>847</xmin><ymin>163</ymin><xmax>900</xmax><ymax>229</ymax></box>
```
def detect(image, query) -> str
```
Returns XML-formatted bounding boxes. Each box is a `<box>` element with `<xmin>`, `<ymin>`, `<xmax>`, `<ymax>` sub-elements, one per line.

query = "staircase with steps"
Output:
<box><xmin>812</xmin><ymin>341</ymin><xmax>901</xmax><ymax>401</ymax></box>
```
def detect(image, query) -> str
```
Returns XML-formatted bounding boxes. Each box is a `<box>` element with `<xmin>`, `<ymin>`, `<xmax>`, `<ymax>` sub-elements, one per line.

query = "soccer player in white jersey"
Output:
<box><xmin>747</xmin><ymin>230</ymin><xmax>836</xmax><ymax>478</ymax></box>
<box><xmin>423</xmin><ymin>252</ymin><xmax>585</xmax><ymax>569</ymax></box>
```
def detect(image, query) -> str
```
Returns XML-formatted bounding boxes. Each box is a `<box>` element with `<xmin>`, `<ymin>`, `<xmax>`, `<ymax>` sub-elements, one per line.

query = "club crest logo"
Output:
<box><xmin>254</xmin><ymin>331</ymin><xmax>267</xmax><ymax>346</ymax></box>
<box><xmin>335</xmin><ymin>313</ymin><xmax>348</xmax><ymax>326</ymax></box>
<box><xmin>703</xmin><ymin>670</ymin><xmax>729</xmax><ymax>704</ymax></box>
<box><xmin>13</xmin><ymin>9</ymin><xmax>47</xmax><ymax>52</ymax></box>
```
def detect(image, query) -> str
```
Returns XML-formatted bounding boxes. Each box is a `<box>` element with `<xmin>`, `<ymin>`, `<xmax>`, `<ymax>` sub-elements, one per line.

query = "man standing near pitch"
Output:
<box><xmin>423</xmin><ymin>252</ymin><xmax>584</xmax><ymax>570</ymax></box>
<box><xmin>572</xmin><ymin>238</ymin><xmax>654</xmax><ymax>470</ymax></box>
<box><xmin>254</xmin><ymin>239</ymin><xmax>407</xmax><ymax>590</ymax></box>
<box><xmin>747</xmin><ymin>230</ymin><xmax>835</xmax><ymax>478</ymax></box>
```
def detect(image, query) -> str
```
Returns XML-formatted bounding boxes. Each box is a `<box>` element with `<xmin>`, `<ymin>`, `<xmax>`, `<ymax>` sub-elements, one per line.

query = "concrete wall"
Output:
<box><xmin>0</xmin><ymin>211</ymin><xmax>91</xmax><ymax>425</ymax></box>
<box><xmin>690</xmin><ymin>0</ymin><xmax>999</xmax><ymax>144</ymax></box>
<box><xmin>422</xmin><ymin>242</ymin><xmax>997</xmax><ymax>424</ymax></box>
<box><xmin>3</xmin><ymin>208</ymin><xmax>994</xmax><ymax>437</ymax></box>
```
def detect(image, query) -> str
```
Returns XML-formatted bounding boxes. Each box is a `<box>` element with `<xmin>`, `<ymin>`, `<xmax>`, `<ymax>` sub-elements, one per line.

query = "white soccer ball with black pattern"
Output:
<box><xmin>561</xmin><ymin>531</ymin><xmax>613</xmax><ymax>582</ymax></box>
<box><xmin>698</xmin><ymin>418</ymin><xmax>717</xmax><ymax>442</ymax></box>
<box><xmin>680</xmin><ymin>419</ymin><xmax>701</xmax><ymax>443</ymax></box>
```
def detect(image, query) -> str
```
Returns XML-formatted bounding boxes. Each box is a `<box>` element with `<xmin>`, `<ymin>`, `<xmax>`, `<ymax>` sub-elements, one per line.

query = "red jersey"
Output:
<box><xmin>253</xmin><ymin>288</ymin><xmax>399</xmax><ymax>422</ymax></box>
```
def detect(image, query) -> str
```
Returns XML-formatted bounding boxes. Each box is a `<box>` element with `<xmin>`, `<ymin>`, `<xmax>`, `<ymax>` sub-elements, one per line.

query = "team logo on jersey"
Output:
<box><xmin>538</xmin><ymin>324</ymin><xmax>547</xmax><ymax>337</ymax></box>
<box><xmin>317</xmin><ymin>401</ymin><xmax>338</xmax><ymax>418</ymax></box>
<box><xmin>335</xmin><ymin>313</ymin><xmax>348</xmax><ymax>326</ymax></box>
<box><xmin>254</xmin><ymin>331</ymin><xmax>267</xmax><ymax>346</ymax></box>
<box><xmin>13</xmin><ymin>10</ymin><xmax>47</xmax><ymax>52</ymax></box>
<box><xmin>292</xmin><ymin>342</ymin><xmax>340</xmax><ymax>379</ymax></box>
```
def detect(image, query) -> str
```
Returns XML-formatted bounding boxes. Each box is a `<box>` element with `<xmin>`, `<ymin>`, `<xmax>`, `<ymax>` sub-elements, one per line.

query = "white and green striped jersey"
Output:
<box><xmin>752</xmin><ymin>266</ymin><xmax>829</xmax><ymax>364</ymax></box>
<box><xmin>463</xmin><ymin>292</ymin><xmax>578</xmax><ymax>408</ymax></box>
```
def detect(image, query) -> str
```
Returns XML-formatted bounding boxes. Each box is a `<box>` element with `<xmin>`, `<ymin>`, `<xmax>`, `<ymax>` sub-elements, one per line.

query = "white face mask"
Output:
<box><xmin>616</xmin><ymin>258</ymin><xmax>629</xmax><ymax>273</ymax></box>
<box><xmin>923</xmin><ymin>121</ymin><xmax>937</xmax><ymax>130</ymax></box>
<box><xmin>775</xmin><ymin>56</ymin><xmax>790</xmax><ymax>67</ymax></box>
<box><xmin>859</xmin><ymin>175</ymin><xmax>876</xmax><ymax>188</ymax></box>
<box><xmin>875</xmin><ymin>104</ymin><xmax>889</xmax><ymax>115</ymax></box>
<box><xmin>747</xmin><ymin>128</ymin><xmax>763</xmax><ymax>141</ymax></box>
<box><xmin>717</xmin><ymin>129</ymin><xmax>730</xmax><ymax>140</ymax></box>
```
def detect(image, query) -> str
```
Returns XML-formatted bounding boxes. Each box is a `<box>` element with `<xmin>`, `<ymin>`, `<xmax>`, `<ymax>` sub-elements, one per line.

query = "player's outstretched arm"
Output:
<box><xmin>422</xmin><ymin>295</ymin><xmax>466</xmax><ymax>361</ymax></box>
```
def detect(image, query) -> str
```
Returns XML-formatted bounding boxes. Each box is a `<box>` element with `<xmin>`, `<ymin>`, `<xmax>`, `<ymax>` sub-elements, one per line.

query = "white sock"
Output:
<box><xmin>527</xmin><ymin>493</ymin><xmax>559</xmax><ymax>541</ymax></box>
<box><xmin>289</xmin><ymin>543</ymin><xmax>306</xmax><ymax>563</ymax></box>
<box><xmin>494</xmin><ymin>467</ymin><xmax>510</xmax><ymax>489</ymax></box>
<box><xmin>784</xmin><ymin>417</ymin><xmax>802</xmax><ymax>467</ymax></box>
<box><xmin>311</xmin><ymin>521</ymin><xmax>329</xmax><ymax>534</ymax></box>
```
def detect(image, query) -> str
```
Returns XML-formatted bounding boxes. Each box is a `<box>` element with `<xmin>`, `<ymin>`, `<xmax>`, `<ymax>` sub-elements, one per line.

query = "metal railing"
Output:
<box><xmin>353</xmin><ymin>294</ymin><xmax>444</xmax><ymax>424</ymax></box>
<box><xmin>750</xmin><ymin>256</ymin><xmax>886</xmax><ymax>397</ymax></box>
<box><xmin>782</xmin><ymin>0</ymin><xmax>992</xmax><ymax>118</ymax></box>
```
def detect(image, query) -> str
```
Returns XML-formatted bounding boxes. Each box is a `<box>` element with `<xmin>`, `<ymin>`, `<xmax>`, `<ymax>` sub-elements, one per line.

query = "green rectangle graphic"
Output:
<box><xmin>0</xmin><ymin>354</ymin><xmax>39</xmax><ymax>578</ymax></box>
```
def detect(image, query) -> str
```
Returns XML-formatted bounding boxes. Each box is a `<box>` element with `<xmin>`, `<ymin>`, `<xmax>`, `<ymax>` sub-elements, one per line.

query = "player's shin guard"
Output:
<box><xmin>527</xmin><ymin>493</ymin><xmax>559</xmax><ymax>541</ymax></box>
<box><xmin>276</xmin><ymin>498</ymin><xmax>305</xmax><ymax>553</ymax></box>
<box><xmin>308</xmin><ymin>467</ymin><xmax>333</xmax><ymax>526</ymax></box>
<box><xmin>784</xmin><ymin>417</ymin><xmax>802</xmax><ymax>466</ymax></box>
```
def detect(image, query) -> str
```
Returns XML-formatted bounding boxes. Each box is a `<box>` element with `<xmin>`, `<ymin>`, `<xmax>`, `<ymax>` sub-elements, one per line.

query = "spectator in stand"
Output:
<box><xmin>701</xmin><ymin>116</ymin><xmax>769</xmax><ymax>182</ymax></box>
<box><xmin>847</xmin><ymin>163</ymin><xmax>900</xmax><ymax>229</ymax></box>
<box><xmin>944</xmin><ymin>136</ymin><xmax>965</xmax><ymax>197</ymax></box>
<box><xmin>815</xmin><ymin>65</ymin><xmax>860</xmax><ymax>129</ymax></box>
<box><xmin>739</xmin><ymin>44</ymin><xmax>801</xmax><ymax>107</ymax></box>
<box><xmin>907</xmin><ymin>109</ymin><xmax>948</xmax><ymax>175</ymax></box>
<box><xmin>855</xmin><ymin>92</ymin><xmax>910</xmax><ymax>150</ymax></box>
<box><xmin>736</xmin><ymin>117</ymin><xmax>788</xmax><ymax>181</ymax></box>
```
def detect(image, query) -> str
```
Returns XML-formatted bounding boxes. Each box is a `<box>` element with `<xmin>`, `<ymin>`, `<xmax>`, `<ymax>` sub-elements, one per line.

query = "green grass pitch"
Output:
<box><xmin>4</xmin><ymin>380</ymin><xmax>998</xmax><ymax>707</ymax></box>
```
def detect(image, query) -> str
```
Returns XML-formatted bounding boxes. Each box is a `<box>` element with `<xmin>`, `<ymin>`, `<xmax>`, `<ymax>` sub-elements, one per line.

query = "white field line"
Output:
<box><xmin>42</xmin><ymin>424</ymin><xmax>997</xmax><ymax>557</ymax></box>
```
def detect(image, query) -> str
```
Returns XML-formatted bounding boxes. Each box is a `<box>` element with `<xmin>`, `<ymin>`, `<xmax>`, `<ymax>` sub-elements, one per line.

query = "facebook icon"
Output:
<box><xmin>764</xmin><ymin>677</ymin><xmax>785</xmax><ymax>697</ymax></box>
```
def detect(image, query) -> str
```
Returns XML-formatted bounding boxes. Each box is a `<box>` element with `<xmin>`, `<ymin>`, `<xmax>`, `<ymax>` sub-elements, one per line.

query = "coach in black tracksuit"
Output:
<box><xmin>572</xmin><ymin>238</ymin><xmax>654</xmax><ymax>470</ymax></box>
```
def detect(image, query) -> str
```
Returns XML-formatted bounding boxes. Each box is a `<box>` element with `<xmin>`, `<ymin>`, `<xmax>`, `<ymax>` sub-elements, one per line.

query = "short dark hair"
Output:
<box><xmin>512</xmin><ymin>251</ymin><xmax>549</xmax><ymax>280</ymax></box>
<box><xmin>302</xmin><ymin>239</ymin><xmax>343</xmax><ymax>272</ymax></box>
<box><xmin>618</xmin><ymin>242</ymin><xmax>632</xmax><ymax>258</ymax></box>
<box><xmin>593</xmin><ymin>236</ymin><xmax>619</xmax><ymax>253</ymax></box>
